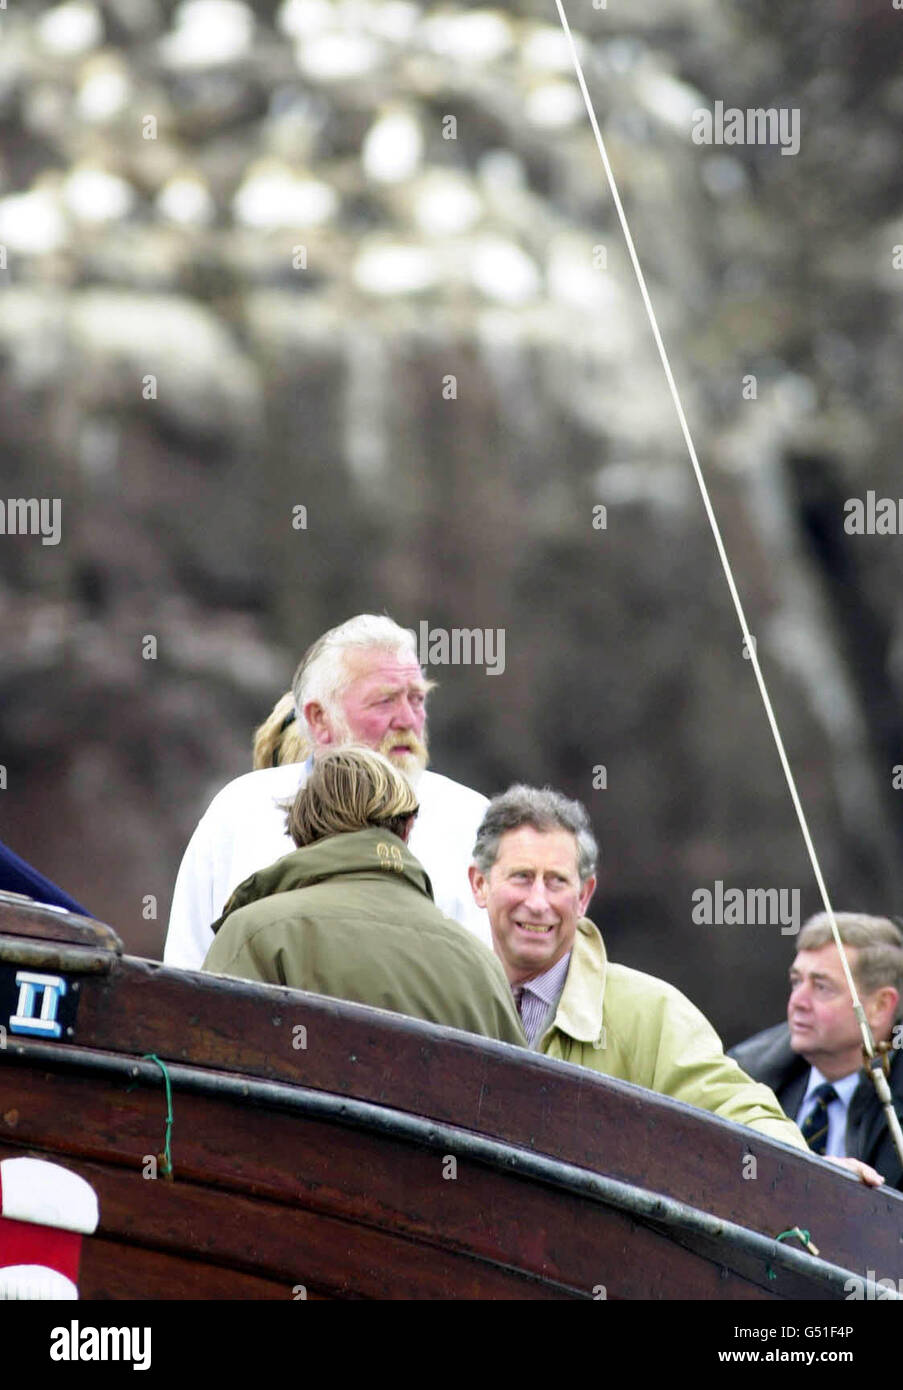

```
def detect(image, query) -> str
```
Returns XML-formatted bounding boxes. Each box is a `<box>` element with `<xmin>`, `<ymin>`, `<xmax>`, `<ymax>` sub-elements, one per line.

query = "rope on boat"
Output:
<box><xmin>775</xmin><ymin>1227</ymin><xmax>819</xmax><ymax>1257</ymax></box>
<box><xmin>767</xmin><ymin>1227</ymin><xmax>820</xmax><ymax>1278</ymax></box>
<box><xmin>141</xmin><ymin>1052</ymin><xmax>174</xmax><ymax>1180</ymax></box>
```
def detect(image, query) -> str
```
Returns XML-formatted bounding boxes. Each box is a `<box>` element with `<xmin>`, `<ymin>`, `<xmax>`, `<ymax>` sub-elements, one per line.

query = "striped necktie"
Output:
<box><xmin>512</xmin><ymin>986</ymin><xmax>526</xmax><ymax>1021</ymax></box>
<box><xmin>800</xmin><ymin>1082</ymin><xmax>839</xmax><ymax>1155</ymax></box>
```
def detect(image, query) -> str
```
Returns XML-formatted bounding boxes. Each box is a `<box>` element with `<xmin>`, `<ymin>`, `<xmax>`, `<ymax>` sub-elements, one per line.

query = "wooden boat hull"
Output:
<box><xmin>1</xmin><ymin>895</ymin><xmax>901</xmax><ymax>1299</ymax></box>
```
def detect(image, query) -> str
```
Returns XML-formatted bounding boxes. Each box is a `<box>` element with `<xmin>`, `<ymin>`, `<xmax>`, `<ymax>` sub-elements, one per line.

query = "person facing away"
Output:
<box><xmin>165</xmin><ymin>613</ymin><xmax>491</xmax><ymax>970</ymax></box>
<box><xmin>202</xmin><ymin>746</ymin><xmax>526</xmax><ymax>1046</ymax></box>
<box><xmin>467</xmin><ymin>785</ymin><xmax>884</xmax><ymax>1181</ymax></box>
<box><xmin>729</xmin><ymin>913</ymin><xmax>903</xmax><ymax>1189</ymax></box>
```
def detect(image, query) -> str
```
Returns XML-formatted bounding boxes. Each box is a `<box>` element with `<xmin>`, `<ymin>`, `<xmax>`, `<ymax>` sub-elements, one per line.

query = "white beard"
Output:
<box><xmin>322</xmin><ymin>708</ymin><xmax>428</xmax><ymax>790</ymax></box>
<box><xmin>393</xmin><ymin>756</ymin><xmax>426</xmax><ymax>791</ymax></box>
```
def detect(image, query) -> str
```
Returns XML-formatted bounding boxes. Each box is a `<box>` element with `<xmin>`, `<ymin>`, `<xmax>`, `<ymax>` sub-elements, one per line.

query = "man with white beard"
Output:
<box><xmin>164</xmin><ymin>614</ymin><xmax>490</xmax><ymax>970</ymax></box>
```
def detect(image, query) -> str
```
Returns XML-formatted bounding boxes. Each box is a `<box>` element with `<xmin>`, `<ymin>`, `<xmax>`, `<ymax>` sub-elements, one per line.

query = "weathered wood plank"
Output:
<box><xmin>28</xmin><ymin>948</ymin><xmax>900</xmax><ymax>1280</ymax></box>
<box><xmin>0</xmin><ymin>1070</ymin><xmax>787</xmax><ymax>1299</ymax></box>
<box><xmin>79</xmin><ymin>1236</ymin><xmax>295</xmax><ymax>1301</ymax></box>
<box><xmin>0</xmin><ymin>903</ymin><xmax>896</xmax><ymax>1300</ymax></box>
<box><xmin>0</xmin><ymin>1143</ymin><xmax>584</xmax><ymax>1299</ymax></box>
<box><xmin>0</xmin><ymin>897</ymin><xmax>121</xmax><ymax>952</ymax></box>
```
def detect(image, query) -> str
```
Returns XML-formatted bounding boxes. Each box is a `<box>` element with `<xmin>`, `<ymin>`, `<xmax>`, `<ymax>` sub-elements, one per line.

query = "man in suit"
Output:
<box><xmin>730</xmin><ymin>912</ymin><xmax>903</xmax><ymax>1188</ymax></box>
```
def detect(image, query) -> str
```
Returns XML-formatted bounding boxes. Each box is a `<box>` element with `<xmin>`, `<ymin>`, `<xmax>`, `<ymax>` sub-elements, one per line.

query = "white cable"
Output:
<box><xmin>551</xmin><ymin>0</ymin><xmax>889</xmax><ymax>1069</ymax></box>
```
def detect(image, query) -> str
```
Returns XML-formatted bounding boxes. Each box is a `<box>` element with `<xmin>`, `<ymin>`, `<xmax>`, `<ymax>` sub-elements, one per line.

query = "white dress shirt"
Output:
<box><xmin>796</xmin><ymin>1066</ymin><xmax>861</xmax><ymax>1157</ymax></box>
<box><xmin>164</xmin><ymin>763</ymin><xmax>492</xmax><ymax>969</ymax></box>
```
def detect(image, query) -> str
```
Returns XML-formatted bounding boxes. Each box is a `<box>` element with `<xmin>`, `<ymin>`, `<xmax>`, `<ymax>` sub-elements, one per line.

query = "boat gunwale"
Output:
<box><xmin>3</xmin><ymin>906</ymin><xmax>903</xmax><ymax>1294</ymax></box>
<box><xmin>1</xmin><ymin>1032</ymin><xmax>893</xmax><ymax>1301</ymax></box>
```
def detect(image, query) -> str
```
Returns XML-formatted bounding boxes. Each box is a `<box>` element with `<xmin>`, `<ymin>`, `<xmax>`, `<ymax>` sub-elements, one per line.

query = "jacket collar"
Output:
<box><xmin>549</xmin><ymin>918</ymin><xmax>608</xmax><ymax>1045</ymax></box>
<box><xmin>213</xmin><ymin>827</ymin><xmax>434</xmax><ymax>932</ymax></box>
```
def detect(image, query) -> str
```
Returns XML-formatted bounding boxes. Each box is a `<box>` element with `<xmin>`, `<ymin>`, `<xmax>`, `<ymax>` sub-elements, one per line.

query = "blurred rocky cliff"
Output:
<box><xmin>2</xmin><ymin>0</ymin><xmax>903</xmax><ymax>1040</ymax></box>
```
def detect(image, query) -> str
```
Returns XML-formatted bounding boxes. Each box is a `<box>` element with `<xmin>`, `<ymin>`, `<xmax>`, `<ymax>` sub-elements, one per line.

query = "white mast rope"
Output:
<box><xmin>552</xmin><ymin>0</ymin><xmax>903</xmax><ymax>1167</ymax></box>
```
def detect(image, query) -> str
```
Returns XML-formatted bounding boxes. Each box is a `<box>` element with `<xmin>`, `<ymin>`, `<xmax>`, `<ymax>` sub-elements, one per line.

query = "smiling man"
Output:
<box><xmin>730</xmin><ymin>913</ymin><xmax>903</xmax><ymax>1188</ymax></box>
<box><xmin>467</xmin><ymin>785</ymin><xmax>814</xmax><ymax>1149</ymax></box>
<box><xmin>164</xmin><ymin>614</ymin><xmax>490</xmax><ymax>969</ymax></box>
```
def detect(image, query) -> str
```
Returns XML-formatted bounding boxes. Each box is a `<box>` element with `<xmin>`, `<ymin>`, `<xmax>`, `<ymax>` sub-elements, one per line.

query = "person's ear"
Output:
<box><xmin>468</xmin><ymin>864</ymin><xmax>489</xmax><ymax>908</ymax></box>
<box><xmin>578</xmin><ymin>875</ymin><xmax>597</xmax><ymax>916</ymax></box>
<box><xmin>303</xmin><ymin>701</ymin><xmax>332</xmax><ymax>746</ymax></box>
<box><xmin>869</xmin><ymin>985</ymin><xmax>899</xmax><ymax>1038</ymax></box>
<box><xmin>399</xmin><ymin>814</ymin><xmax>416</xmax><ymax>844</ymax></box>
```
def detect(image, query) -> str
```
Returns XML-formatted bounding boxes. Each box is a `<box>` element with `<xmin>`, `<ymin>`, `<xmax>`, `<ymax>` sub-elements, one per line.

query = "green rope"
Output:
<box><xmin>142</xmin><ymin>1053</ymin><xmax>174</xmax><ymax>1179</ymax></box>
<box><xmin>766</xmin><ymin>1226</ymin><xmax>817</xmax><ymax>1280</ymax></box>
<box><xmin>776</xmin><ymin>1226</ymin><xmax>814</xmax><ymax>1249</ymax></box>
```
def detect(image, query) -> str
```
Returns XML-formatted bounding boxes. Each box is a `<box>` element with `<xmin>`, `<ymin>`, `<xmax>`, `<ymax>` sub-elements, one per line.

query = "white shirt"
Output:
<box><xmin>796</xmin><ymin>1066</ymin><xmax>861</xmax><ymax>1157</ymax></box>
<box><xmin>164</xmin><ymin>764</ymin><xmax>492</xmax><ymax>969</ymax></box>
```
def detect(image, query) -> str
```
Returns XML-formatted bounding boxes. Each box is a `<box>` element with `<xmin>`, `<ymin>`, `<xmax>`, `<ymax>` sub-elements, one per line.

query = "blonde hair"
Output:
<box><xmin>252</xmin><ymin>691</ymin><xmax>310</xmax><ymax>769</ymax></box>
<box><xmin>287</xmin><ymin>745</ymin><xmax>419</xmax><ymax>847</ymax></box>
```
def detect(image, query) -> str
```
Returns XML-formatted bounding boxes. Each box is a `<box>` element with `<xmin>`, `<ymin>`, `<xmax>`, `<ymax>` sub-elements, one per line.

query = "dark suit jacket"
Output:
<box><xmin>729</xmin><ymin>1022</ymin><xmax>903</xmax><ymax>1190</ymax></box>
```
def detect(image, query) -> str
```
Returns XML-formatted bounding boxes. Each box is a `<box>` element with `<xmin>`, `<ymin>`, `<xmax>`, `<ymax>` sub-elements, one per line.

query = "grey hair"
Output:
<box><xmin>472</xmin><ymin>785</ymin><xmax>598</xmax><ymax>883</ymax></box>
<box><xmin>797</xmin><ymin>912</ymin><xmax>903</xmax><ymax>1021</ymax></box>
<box><xmin>291</xmin><ymin>614</ymin><xmax>423</xmax><ymax>722</ymax></box>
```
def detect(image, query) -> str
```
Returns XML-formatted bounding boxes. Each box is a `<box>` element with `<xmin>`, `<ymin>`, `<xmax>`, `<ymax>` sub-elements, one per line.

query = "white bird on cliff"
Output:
<box><xmin>362</xmin><ymin>108</ymin><xmax>423</xmax><ymax>185</ymax></box>
<box><xmin>232</xmin><ymin>159</ymin><xmax>338</xmax><ymax>229</ymax></box>
<box><xmin>157</xmin><ymin>174</ymin><xmax>216</xmax><ymax>227</ymax></box>
<box><xmin>63</xmin><ymin>166</ymin><xmax>135</xmax><ymax>223</ymax></box>
<box><xmin>38</xmin><ymin>1</ymin><xmax>103</xmax><ymax>58</ymax></box>
<box><xmin>159</xmin><ymin>0</ymin><xmax>255</xmax><ymax>68</ymax></box>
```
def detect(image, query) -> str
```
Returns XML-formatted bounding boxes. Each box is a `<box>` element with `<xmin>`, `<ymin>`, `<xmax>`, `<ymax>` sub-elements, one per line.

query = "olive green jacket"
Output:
<box><xmin>537</xmin><ymin>919</ymin><xmax>809</xmax><ymax>1150</ymax></box>
<box><xmin>202</xmin><ymin>827</ymin><xmax>526</xmax><ymax>1047</ymax></box>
